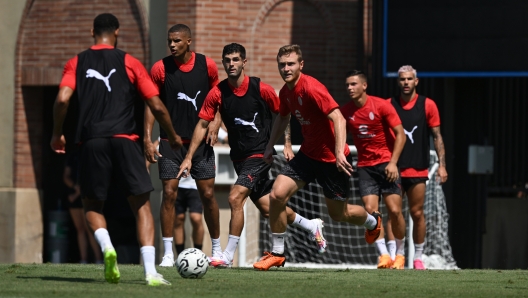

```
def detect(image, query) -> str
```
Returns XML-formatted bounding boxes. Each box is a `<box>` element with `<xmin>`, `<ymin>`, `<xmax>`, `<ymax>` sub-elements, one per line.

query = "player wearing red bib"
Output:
<box><xmin>252</xmin><ymin>45</ymin><xmax>382</xmax><ymax>271</ymax></box>
<box><xmin>340</xmin><ymin>70</ymin><xmax>407</xmax><ymax>269</ymax></box>
<box><xmin>385</xmin><ymin>65</ymin><xmax>448</xmax><ymax>270</ymax></box>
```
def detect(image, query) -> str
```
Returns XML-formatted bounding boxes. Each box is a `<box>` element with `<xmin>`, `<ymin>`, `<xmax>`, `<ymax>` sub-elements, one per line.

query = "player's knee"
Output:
<box><xmin>269</xmin><ymin>190</ymin><xmax>287</xmax><ymax>205</ymax></box>
<box><xmin>200</xmin><ymin>188</ymin><xmax>215</xmax><ymax>201</ymax></box>
<box><xmin>363</xmin><ymin>204</ymin><xmax>376</xmax><ymax>213</ymax></box>
<box><xmin>410</xmin><ymin>208</ymin><xmax>424</xmax><ymax>221</ymax></box>
<box><xmin>228</xmin><ymin>195</ymin><xmax>245</xmax><ymax>211</ymax></box>
<box><xmin>260</xmin><ymin>210</ymin><xmax>270</xmax><ymax>218</ymax></box>
<box><xmin>162</xmin><ymin>187</ymin><xmax>177</xmax><ymax>202</ymax></box>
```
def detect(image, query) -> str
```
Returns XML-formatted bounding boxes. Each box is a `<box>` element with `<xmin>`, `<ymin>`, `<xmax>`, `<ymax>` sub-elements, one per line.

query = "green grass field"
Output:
<box><xmin>1</xmin><ymin>263</ymin><xmax>527</xmax><ymax>297</ymax></box>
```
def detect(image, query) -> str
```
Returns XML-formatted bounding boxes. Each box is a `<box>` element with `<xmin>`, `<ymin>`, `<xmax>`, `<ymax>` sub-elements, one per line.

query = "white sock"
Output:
<box><xmin>271</xmin><ymin>233</ymin><xmax>286</xmax><ymax>255</ymax></box>
<box><xmin>212</xmin><ymin>237</ymin><xmax>221</xmax><ymax>253</ymax></box>
<box><xmin>414</xmin><ymin>242</ymin><xmax>425</xmax><ymax>260</ymax></box>
<box><xmin>224</xmin><ymin>235</ymin><xmax>240</xmax><ymax>261</ymax></box>
<box><xmin>140</xmin><ymin>246</ymin><xmax>157</xmax><ymax>275</ymax></box>
<box><xmin>387</xmin><ymin>240</ymin><xmax>396</xmax><ymax>260</ymax></box>
<box><xmin>290</xmin><ymin>213</ymin><xmax>315</xmax><ymax>232</ymax></box>
<box><xmin>94</xmin><ymin>228</ymin><xmax>113</xmax><ymax>253</ymax></box>
<box><xmin>162</xmin><ymin>237</ymin><xmax>174</xmax><ymax>256</ymax></box>
<box><xmin>375</xmin><ymin>239</ymin><xmax>389</xmax><ymax>256</ymax></box>
<box><xmin>396</xmin><ymin>237</ymin><xmax>406</xmax><ymax>256</ymax></box>
<box><xmin>362</xmin><ymin>213</ymin><xmax>377</xmax><ymax>230</ymax></box>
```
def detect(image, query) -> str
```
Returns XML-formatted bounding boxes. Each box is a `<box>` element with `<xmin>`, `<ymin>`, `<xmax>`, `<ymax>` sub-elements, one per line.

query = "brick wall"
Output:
<box><xmin>14</xmin><ymin>0</ymin><xmax>362</xmax><ymax>188</ymax></box>
<box><xmin>168</xmin><ymin>0</ymin><xmax>360</xmax><ymax>98</ymax></box>
<box><xmin>14</xmin><ymin>0</ymin><xmax>150</xmax><ymax>188</ymax></box>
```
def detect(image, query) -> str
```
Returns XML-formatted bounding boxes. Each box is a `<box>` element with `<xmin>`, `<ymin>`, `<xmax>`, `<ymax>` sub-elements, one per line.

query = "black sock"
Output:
<box><xmin>175</xmin><ymin>244</ymin><xmax>185</xmax><ymax>255</ymax></box>
<box><xmin>194</xmin><ymin>244</ymin><xmax>203</xmax><ymax>251</ymax></box>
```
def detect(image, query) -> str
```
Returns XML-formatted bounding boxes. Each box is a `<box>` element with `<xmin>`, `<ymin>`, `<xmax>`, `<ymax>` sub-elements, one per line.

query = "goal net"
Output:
<box><xmin>238</xmin><ymin>146</ymin><xmax>458</xmax><ymax>269</ymax></box>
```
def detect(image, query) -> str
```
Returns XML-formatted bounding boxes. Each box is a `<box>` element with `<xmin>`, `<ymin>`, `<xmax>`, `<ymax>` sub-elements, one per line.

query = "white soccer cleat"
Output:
<box><xmin>310</xmin><ymin>218</ymin><xmax>327</xmax><ymax>254</ymax></box>
<box><xmin>208</xmin><ymin>253</ymin><xmax>233</xmax><ymax>268</ymax></box>
<box><xmin>212</xmin><ymin>250</ymin><xmax>223</xmax><ymax>258</ymax></box>
<box><xmin>145</xmin><ymin>273</ymin><xmax>171</xmax><ymax>286</ymax></box>
<box><xmin>159</xmin><ymin>254</ymin><xmax>175</xmax><ymax>267</ymax></box>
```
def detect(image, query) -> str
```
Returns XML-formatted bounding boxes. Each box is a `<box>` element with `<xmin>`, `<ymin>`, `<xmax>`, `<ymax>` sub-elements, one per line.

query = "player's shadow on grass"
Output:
<box><xmin>17</xmin><ymin>276</ymin><xmax>143</xmax><ymax>284</ymax></box>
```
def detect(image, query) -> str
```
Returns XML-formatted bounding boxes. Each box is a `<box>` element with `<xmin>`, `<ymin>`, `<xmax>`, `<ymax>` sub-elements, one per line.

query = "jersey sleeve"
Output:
<box><xmin>149</xmin><ymin>60</ymin><xmax>165</xmax><ymax>94</ymax></box>
<box><xmin>59</xmin><ymin>56</ymin><xmax>78</xmax><ymax>90</ymax></box>
<box><xmin>425</xmin><ymin>98</ymin><xmax>441</xmax><ymax>127</ymax></box>
<box><xmin>205</xmin><ymin>56</ymin><xmax>220</xmax><ymax>89</ymax></box>
<box><xmin>125</xmin><ymin>54</ymin><xmax>159</xmax><ymax>100</ymax></box>
<box><xmin>259</xmin><ymin>82</ymin><xmax>280</xmax><ymax>113</ymax></box>
<box><xmin>381</xmin><ymin>100</ymin><xmax>402</xmax><ymax>128</ymax></box>
<box><xmin>198</xmin><ymin>86</ymin><xmax>222</xmax><ymax>122</ymax></box>
<box><xmin>310</xmin><ymin>81</ymin><xmax>339</xmax><ymax>115</ymax></box>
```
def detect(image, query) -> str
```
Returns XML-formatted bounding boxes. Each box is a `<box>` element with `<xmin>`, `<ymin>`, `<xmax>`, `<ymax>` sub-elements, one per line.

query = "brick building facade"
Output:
<box><xmin>0</xmin><ymin>0</ymin><xmax>364</xmax><ymax>263</ymax></box>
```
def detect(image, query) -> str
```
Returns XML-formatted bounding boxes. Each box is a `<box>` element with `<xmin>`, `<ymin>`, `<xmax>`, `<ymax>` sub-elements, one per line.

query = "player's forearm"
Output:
<box><xmin>208</xmin><ymin>110</ymin><xmax>222</xmax><ymax>133</ymax></box>
<box><xmin>332</xmin><ymin>116</ymin><xmax>347</xmax><ymax>156</ymax></box>
<box><xmin>186</xmin><ymin>119</ymin><xmax>209</xmax><ymax>159</ymax></box>
<box><xmin>284</xmin><ymin>123</ymin><xmax>292</xmax><ymax>148</ymax></box>
<box><xmin>143</xmin><ymin>104</ymin><xmax>156</xmax><ymax>143</ymax></box>
<box><xmin>327</xmin><ymin>109</ymin><xmax>347</xmax><ymax>156</ymax></box>
<box><xmin>432</xmin><ymin>127</ymin><xmax>446</xmax><ymax>167</ymax></box>
<box><xmin>267</xmin><ymin>114</ymin><xmax>291</xmax><ymax>149</ymax></box>
<box><xmin>390</xmin><ymin>128</ymin><xmax>406</xmax><ymax>164</ymax></box>
<box><xmin>52</xmin><ymin>87</ymin><xmax>73</xmax><ymax>136</ymax></box>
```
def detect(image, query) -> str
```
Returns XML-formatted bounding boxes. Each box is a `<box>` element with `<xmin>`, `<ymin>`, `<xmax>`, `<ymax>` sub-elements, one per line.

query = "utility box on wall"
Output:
<box><xmin>468</xmin><ymin>145</ymin><xmax>494</xmax><ymax>174</ymax></box>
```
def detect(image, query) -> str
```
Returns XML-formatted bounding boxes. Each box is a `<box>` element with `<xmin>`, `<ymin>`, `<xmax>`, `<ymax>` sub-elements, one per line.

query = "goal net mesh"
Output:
<box><xmin>241</xmin><ymin>150</ymin><xmax>457</xmax><ymax>269</ymax></box>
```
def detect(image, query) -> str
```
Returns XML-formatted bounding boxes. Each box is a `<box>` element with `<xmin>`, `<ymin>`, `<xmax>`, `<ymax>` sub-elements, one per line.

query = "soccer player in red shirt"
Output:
<box><xmin>177</xmin><ymin>43</ymin><xmax>325</xmax><ymax>268</ymax></box>
<box><xmin>144</xmin><ymin>24</ymin><xmax>223</xmax><ymax>267</ymax></box>
<box><xmin>50</xmin><ymin>13</ymin><xmax>180</xmax><ymax>285</ymax></box>
<box><xmin>340</xmin><ymin>70</ymin><xmax>407</xmax><ymax>269</ymax></box>
<box><xmin>252</xmin><ymin>45</ymin><xmax>382</xmax><ymax>271</ymax></box>
<box><xmin>385</xmin><ymin>65</ymin><xmax>448</xmax><ymax>270</ymax></box>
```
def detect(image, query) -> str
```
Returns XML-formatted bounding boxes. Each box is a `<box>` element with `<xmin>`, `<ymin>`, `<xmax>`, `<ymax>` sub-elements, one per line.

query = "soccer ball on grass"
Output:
<box><xmin>175</xmin><ymin>248</ymin><xmax>209</xmax><ymax>278</ymax></box>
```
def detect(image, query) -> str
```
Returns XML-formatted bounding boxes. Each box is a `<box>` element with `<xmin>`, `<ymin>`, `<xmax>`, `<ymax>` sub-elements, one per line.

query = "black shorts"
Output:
<box><xmin>79</xmin><ymin>138</ymin><xmax>153</xmax><ymax>201</ymax></box>
<box><xmin>65</xmin><ymin>192</ymin><xmax>83</xmax><ymax>209</ymax></box>
<box><xmin>401</xmin><ymin>177</ymin><xmax>428</xmax><ymax>192</ymax></box>
<box><xmin>357</xmin><ymin>162</ymin><xmax>402</xmax><ymax>197</ymax></box>
<box><xmin>279</xmin><ymin>151</ymin><xmax>351</xmax><ymax>201</ymax></box>
<box><xmin>158</xmin><ymin>139</ymin><xmax>215</xmax><ymax>180</ymax></box>
<box><xmin>233</xmin><ymin>157</ymin><xmax>274</xmax><ymax>203</ymax></box>
<box><xmin>175</xmin><ymin>188</ymin><xmax>203</xmax><ymax>215</ymax></box>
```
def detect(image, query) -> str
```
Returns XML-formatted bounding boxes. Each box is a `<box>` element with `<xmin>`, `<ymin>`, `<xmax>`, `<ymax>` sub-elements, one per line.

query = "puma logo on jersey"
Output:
<box><xmin>177</xmin><ymin>91</ymin><xmax>201</xmax><ymax>110</ymax></box>
<box><xmin>86</xmin><ymin>69</ymin><xmax>116</xmax><ymax>92</ymax></box>
<box><xmin>348</xmin><ymin>116</ymin><xmax>355</xmax><ymax>121</ymax></box>
<box><xmin>404</xmin><ymin>126</ymin><xmax>418</xmax><ymax>144</ymax></box>
<box><xmin>234</xmin><ymin>112</ymin><xmax>259</xmax><ymax>132</ymax></box>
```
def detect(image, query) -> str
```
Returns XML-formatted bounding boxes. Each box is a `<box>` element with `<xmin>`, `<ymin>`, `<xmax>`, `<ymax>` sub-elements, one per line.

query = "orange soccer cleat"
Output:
<box><xmin>253</xmin><ymin>252</ymin><xmax>286</xmax><ymax>271</ymax></box>
<box><xmin>391</xmin><ymin>255</ymin><xmax>405</xmax><ymax>270</ymax></box>
<box><xmin>377</xmin><ymin>254</ymin><xmax>393</xmax><ymax>269</ymax></box>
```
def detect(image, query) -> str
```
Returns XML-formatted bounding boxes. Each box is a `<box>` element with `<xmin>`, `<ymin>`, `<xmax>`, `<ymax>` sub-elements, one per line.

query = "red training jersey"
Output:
<box><xmin>150</xmin><ymin>52</ymin><xmax>219</xmax><ymax>92</ymax></box>
<box><xmin>279</xmin><ymin>74</ymin><xmax>350</xmax><ymax>163</ymax></box>
<box><xmin>388</xmin><ymin>94</ymin><xmax>441</xmax><ymax>177</ymax></box>
<box><xmin>341</xmin><ymin>95</ymin><xmax>401</xmax><ymax>167</ymax></box>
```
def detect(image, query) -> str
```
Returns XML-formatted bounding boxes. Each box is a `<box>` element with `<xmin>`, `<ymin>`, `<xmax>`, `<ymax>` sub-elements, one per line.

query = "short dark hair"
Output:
<box><xmin>168</xmin><ymin>24</ymin><xmax>192</xmax><ymax>37</ymax></box>
<box><xmin>345</xmin><ymin>70</ymin><xmax>367</xmax><ymax>82</ymax></box>
<box><xmin>93</xmin><ymin>13</ymin><xmax>119</xmax><ymax>36</ymax></box>
<box><xmin>277</xmin><ymin>44</ymin><xmax>303</xmax><ymax>62</ymax></box>
<box><xmin>222</xmin><ymin>43</ymin><xmax>246</xmax><ymax>59</ymax></box>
